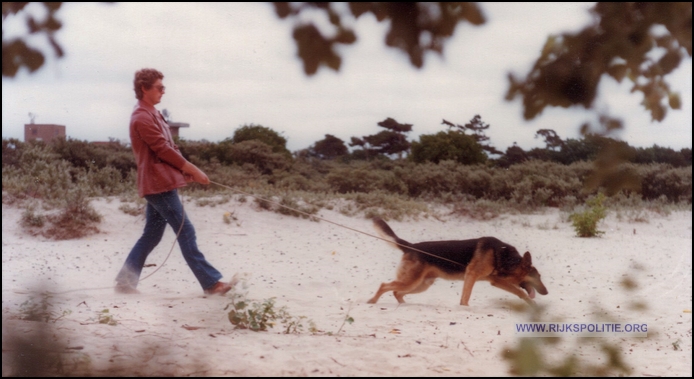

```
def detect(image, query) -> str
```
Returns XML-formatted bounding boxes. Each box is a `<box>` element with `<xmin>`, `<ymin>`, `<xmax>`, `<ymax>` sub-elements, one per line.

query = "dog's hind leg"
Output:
<box><xmin>368</xmin><ymin>261</ymin><xmax>427</xmax><ymax>304</ymax></box>
<box><xmin>367</xmin><ymin>277</ymin><xmax>429</xmax><ymax>304</ymax></box>
<box><xmin>394</xmin><ymin>276</ymin><xmax>435</xmax><ymax>302</ymax></box>
<box><xmin>367</xmin><ymin>280</ymin><xmax>409</xmax><ymax>304</ymax></box>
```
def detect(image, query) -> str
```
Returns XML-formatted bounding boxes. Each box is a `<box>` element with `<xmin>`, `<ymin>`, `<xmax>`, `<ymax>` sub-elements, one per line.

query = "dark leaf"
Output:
<box><xmin>606</xmin><ymin>64</ymin><xmax>628</xmax><ymax>83</ymax></box>
<box><xmin>273</xmin><ymin>2</ymin><xmax>291</xmax><ymax>18</ymax></box>
<box><xmin>657</xmin><ymin>50</ymin><xmax>682</xmax><ymax>75</ymax></box>
<box><xmin>48</xmin><ymin>35</ymin><xmax>64</xmax><ymax>57</ymax></box>
<box><xmin>668</xmin><ymin>93</ymin><xmax>682</xmax><ymax>109</ymax></box>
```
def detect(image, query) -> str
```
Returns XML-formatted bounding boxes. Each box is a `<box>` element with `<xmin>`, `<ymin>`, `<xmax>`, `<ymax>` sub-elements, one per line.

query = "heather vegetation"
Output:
<box><xmin>2</xmin><ymin>119</ymin><xmax>691</xmax><ymax>240</ymax></box>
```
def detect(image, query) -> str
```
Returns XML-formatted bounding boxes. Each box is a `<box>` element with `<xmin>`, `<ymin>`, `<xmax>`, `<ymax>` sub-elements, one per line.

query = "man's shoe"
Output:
<box><xmin>115</xmin><ymin>284</ymin><xmax>140</xmax><ymax>294</ymax></box>
<box><xmin>204</xmin><ymin>281</ymin><xmax>232</xmax><ymax>296</ymax></box>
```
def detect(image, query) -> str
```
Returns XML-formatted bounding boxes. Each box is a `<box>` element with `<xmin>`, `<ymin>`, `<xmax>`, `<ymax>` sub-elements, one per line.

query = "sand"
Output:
<box><xmin>2</xmin><ymin>196</ymin><xmax>692</xmax><ymax>376</ymax></box>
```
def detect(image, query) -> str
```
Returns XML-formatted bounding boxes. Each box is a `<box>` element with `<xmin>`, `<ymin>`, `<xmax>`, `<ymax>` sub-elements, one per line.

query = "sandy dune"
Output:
<box><xmin>2</xmin><ymin>196</ymin><xmax>691</xmax><ymax>376</ymax></box>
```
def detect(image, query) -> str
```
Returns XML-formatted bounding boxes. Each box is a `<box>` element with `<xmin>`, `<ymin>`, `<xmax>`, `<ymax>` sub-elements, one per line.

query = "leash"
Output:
<box><xmin>43</xmin><ymin>194</ymin><xmax>187</xmax><ymax>295</ymax></box>
<box><xmin>137</xmin><ymin>195</ymin><xmax>186</xmax><ymax>282</ymax></box>
<box><xmin>39</xmin><ymin>180</ymin><xmax>463</xmax><ymax>297</ymax></box>
<box><xmin>209</xmin><ymin>180</ymin><xmax>465</xmax><ymax>267</ymax></box>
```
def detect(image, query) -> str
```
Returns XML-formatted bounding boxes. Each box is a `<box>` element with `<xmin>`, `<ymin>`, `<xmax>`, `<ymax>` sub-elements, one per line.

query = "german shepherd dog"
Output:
<box><xmin>367</xmin><ymin>218</ymin><xmax>548</xmax><ymax>306</ymax></box>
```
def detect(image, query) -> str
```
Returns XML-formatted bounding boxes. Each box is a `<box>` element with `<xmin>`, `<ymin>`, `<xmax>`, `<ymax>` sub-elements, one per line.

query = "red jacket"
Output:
<box><xmin>129</xmin><ymin>100</ymin><xmax>188</xmax><ymax>197</ymax></box>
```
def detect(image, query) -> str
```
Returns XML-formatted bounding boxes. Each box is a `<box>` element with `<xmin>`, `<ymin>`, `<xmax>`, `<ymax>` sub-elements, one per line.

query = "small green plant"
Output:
<box><xmin>18</xmin><ymin>295</ymin><xmax>53</xmax><ymax>322</ymax></box>
<box><xmin>223</xmin><ymin>210</ymin><xmax>240</xmax><ymax>225</ymax></box>
<box><xmin>569</xmin><ymin>193</ymin><xmax>607</xmax><ymax>237</ymax></box>
<box><xmin>224</xmin><ymin>278</ymin><xmax>315</xmax><ymax>333</ymax></box>
<box><xmin>97</xmin><ymin>309</ymin><xmax>117</xmax><ymax>326</ymax></box>
<box><xmin>226</xmin><ymin>297</ymin><xmax>278</xmax><ymax>332</ymax></box>
<box><xmin>226</xmin><ymin>297</ymin><xmax>313</xmax><ymax>333</ymax></box>
<box><xmin>336</xmin><ymin>316</ymin><xmax>354</xmax><ymax>335</ymax></box>
<box><xmin>15</xmin><ymin>293</ymin><xmax>71</xmax><ymax>323</ymax></box>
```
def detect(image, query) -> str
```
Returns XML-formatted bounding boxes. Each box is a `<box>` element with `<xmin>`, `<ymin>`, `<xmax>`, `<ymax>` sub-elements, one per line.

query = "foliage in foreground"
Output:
<box><xmin>502</xmin><ymin>274</ymin><xmax>647</xmax><ymax>376</ymax></box>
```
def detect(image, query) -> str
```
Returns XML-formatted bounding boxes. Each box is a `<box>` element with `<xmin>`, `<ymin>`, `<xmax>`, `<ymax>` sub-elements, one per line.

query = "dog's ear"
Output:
<box><xmin>522</xmin><ymin>251</ymin><xmax>532</xmax><ymax>265</ymax></box>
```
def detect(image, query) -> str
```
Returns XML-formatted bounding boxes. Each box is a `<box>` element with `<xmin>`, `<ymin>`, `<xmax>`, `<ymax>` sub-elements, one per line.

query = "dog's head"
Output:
<box><xmin>518</xmin><ymin>251</ymin><xmax>548</xmax><ymax>299</ymax></box>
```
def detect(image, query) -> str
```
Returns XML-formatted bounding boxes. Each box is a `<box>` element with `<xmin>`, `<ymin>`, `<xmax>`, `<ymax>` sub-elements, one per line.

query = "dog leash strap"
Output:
<box><xmin>209</xmin><ymin>180</ymin><xmax>464</xmax><ymax>267</ymax></box>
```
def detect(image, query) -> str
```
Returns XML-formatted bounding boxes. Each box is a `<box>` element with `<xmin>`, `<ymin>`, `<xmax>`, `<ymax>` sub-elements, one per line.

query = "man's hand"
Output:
<box><xmin>181</xmin><ymin>162</ymin><xmax>210</xmax><ymax>185</ymax></box>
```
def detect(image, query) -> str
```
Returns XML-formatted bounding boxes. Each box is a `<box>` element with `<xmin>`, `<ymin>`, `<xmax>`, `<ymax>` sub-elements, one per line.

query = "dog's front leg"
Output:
<box><xmin>460</xmin><ymin>275</ymin><xmax>478</xmax><ymax>306</ymax></box>
<box><xmin>460</xmin><ymin>251</ymin><xmax>494</xmax><ymax>306</ymax></box>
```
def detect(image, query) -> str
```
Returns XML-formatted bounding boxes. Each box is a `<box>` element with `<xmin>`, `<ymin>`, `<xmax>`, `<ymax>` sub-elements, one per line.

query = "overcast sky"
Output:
<box><xmin>2</xmin><ymin>2</ymin><xmax>692</xmax><ymax>153</ymax></box>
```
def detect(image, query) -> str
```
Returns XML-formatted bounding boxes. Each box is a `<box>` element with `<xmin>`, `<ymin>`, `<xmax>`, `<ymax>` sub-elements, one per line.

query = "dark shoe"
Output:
<box><xmin>204</xmin><ymin>281</ymin><xmax>232</xmax><ymax>296</ymax></box>
<box><xmin>115</xmin><ymin>284</ymin><xmax>140</xmax><ymax>294</ymax></box>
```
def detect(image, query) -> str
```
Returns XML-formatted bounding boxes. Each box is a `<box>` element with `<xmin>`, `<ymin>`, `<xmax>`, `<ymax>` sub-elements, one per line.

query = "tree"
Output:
<box><xmin>442</xmin><ymin>115</ymin><xmax>502</xmax><ymax>156</ymax></box>
<box><xmin>368</xmin><ymin>117</ymin><xmax>412</xmax><ymax>158</ymax></box>
<box><xmin>231</xmin><ymin>124</ymin><xmax>291</xmax><ymax>158</ymax></box>
<box><xmin>535</xmin><ymin>129</ymin><xmax>565</xmax><ymax>151</ymax></box>
<box><xmin>311</xmin><ymin>134</ymin><xmax>348</xmax><ymax>159</ymax></box>
<box><xmin>410</xmin><ymin>130</ymin><xmax>486</xmax><ymax>165</ymax></box>
<box><xmin>496</xmin><ymin>143</ymin><xmax>528</xmax><ymax>168</ymax></box>
<box><xmin>350</xmin><ymin>117</ymin><xmax>413</xmax><ymax>159</ymax></box>
<box><xmin>347</xmin><ymin>136</ymin><xmax>372</xmax><ymax>160</ymax></box>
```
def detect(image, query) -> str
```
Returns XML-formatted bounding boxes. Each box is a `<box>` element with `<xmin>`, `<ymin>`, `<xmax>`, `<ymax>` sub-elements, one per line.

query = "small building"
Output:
<box><xmin>24</xmin><ymin>124</ymin><xmax>66</xmax><ymax>143</ymax></box>
<box><xmin>167</xmin><ymin>121</ymin><xmax>189</xmax><ymax>138</ymax></box>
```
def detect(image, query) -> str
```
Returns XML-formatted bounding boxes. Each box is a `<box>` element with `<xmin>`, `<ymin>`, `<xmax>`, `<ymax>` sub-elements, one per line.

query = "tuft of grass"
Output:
<box><xmin>118</xmin><ymin>202</ymin><xmax>143</xmax><ymax>216</ymax></box>
<box><xmin>14</xmin><ymin>293</ymin><xmax>70</xmax><ymax>323</ymax></box>
<box><xmin>42</xmin><ymin>192</ymin><xmax>102</xmax><ymax>240</ymax></box>
<box><xmin>20</xmin><ymin>206</ymin><xmax>46</xmax><ymax>228</ymax></box>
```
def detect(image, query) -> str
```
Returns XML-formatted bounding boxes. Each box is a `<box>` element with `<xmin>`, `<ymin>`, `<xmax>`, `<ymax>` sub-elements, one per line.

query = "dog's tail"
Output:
<box><xmin>372</xmin><ymin>217</ymin><xmax>411</xmax><ymax>252</ymax></box>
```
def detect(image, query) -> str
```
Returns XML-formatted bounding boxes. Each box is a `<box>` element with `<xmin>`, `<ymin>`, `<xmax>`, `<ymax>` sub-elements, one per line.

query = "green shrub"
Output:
<box><xmin>326</xmin><ymin>165</ymin><xmax>382</xmax><ymax>193</ymax></box>
<box><xmin>218</xmin><ymin>140</ymin><xmax>291</xmax><ymax>174</ymax></box>
<box><xmin>399</xmin><ymin>160</ymin><xmax>460</xmax><ymax>197</ymax></box>
<box><xmin>639</xmin><ymin>164</ymin><xmax>692</xmax><ymax>203</ymax></box>
<box><xmin>569</xmin><ymin>193</ymin><xmax>607</xmax><ymax>237</ymax></box>
<box><xmin>3</xmin><ymin>137</ymin><xmax>690</xmax><ymax>223</ymax></box>
<box><xmin>410</xmin><ymin>130</ymin><xmax>486</xmax><ymax>165</ymax></box>
<box><xmin>231</xmin><ymin>124</ymin><xmax>291</xmax><ymax>157</ymax></box>
<box><xmin>341</xmin><ymin>191</ymin><xmax>431</xmax><ymax>221</ymax></box>
<box><xmin>276</xmin><ymin>195</ymin><xmax>320</xmax><ymax>219</ymax></box>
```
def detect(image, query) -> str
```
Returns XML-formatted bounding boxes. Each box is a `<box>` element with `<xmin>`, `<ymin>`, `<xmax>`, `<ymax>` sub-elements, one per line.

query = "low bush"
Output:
<box><xmin>2</xmin><ymin>138</ymin><xmax>690</xmax><ymax>227</ymax></box>
<box><xmin>225</xmin><ymin>278</ymin><xmax>316</xmax><ymax>334</ymax></box>
<box><xmin>569</xmin><ymin>193</ymin><xmax>607</xmax><ymax>237</ymax></box>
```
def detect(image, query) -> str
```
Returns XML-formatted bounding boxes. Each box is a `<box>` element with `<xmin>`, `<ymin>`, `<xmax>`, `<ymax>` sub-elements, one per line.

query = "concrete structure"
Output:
<box><xmin>167</xmin><ymin>121</ymin><xmax>189</xmax><ymax>138</ymax></box>
<box><xmin>24</xmin><ymin>124</ymin><xmax>65</xmax><ymax>143</ymax></box>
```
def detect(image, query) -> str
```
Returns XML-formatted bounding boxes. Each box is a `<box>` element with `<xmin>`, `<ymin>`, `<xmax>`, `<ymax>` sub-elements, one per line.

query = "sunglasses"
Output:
<box><xmin>153</xmin><ymin>85</ymin><xmax>166</xmax><ymax>92</ymax></box>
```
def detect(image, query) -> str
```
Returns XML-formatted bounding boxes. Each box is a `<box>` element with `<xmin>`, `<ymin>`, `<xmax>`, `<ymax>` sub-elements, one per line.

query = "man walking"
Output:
<box><xmin>115</xmin><ymin>68</ymin><xmax>233</xmax><ymax>296</ymax></box>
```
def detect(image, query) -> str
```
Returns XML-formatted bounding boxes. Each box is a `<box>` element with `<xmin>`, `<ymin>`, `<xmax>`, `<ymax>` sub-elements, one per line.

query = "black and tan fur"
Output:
<box><xmin>367</xmin><ymin>218</ymin><xmax>548</xmax><ymax>306</ymax></box>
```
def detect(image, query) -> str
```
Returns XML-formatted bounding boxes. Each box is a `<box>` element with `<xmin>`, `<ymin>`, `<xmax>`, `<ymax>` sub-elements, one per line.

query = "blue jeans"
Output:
<box><xmin>115</xmin><ymin>189</ymin><xmax>222</xmax><ymax>290</ymax></box>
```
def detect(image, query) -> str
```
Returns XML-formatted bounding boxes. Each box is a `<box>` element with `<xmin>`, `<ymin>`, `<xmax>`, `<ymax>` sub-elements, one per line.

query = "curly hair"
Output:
<box><xmin>133</xmin><ymin>68</ymin><xmax>164</xmax><ymax>100</ymax></box>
